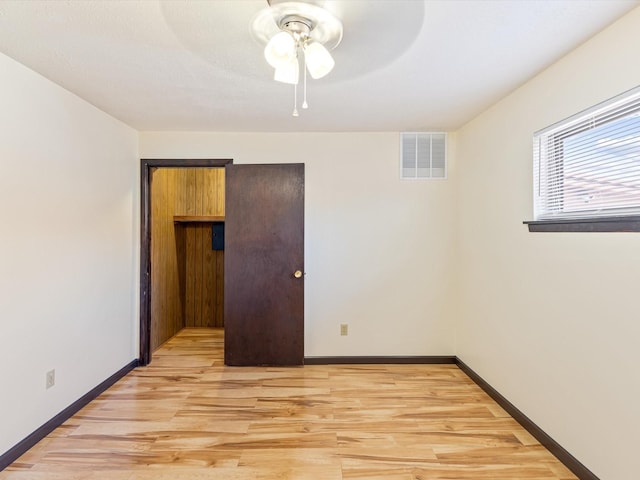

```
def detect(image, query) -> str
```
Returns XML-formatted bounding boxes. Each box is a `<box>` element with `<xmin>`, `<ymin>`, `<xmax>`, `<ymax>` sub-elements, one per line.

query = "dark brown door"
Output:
<box><xmin>224</xmin><ymin>163</ymin><xmax>304</xmax><ymax>366</ymax></box>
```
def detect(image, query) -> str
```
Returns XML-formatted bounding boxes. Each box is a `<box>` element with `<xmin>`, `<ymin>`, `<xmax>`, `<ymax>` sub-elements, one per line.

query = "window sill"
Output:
<box><xmin>524</xmin><ymin>216</ymin><xmax>640</xmax><ymax>232</ymax></box>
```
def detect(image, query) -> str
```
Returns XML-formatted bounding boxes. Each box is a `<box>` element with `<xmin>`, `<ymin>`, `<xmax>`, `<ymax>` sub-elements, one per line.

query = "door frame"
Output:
<box><xmin>139</xmin><ymin>158</ymin><xmax>233</xmax><ymax>366</ymax></box>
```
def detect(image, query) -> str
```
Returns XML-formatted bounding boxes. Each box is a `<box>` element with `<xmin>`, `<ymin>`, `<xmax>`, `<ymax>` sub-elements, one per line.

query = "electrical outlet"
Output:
<box><xmin>340</xmin><ymin>323</ymin><xmax>348</xmax><ymax>336</ymax></box>
<box><xmin>46</xmin><ymin>369</ymin><xmax>55</xmax><ymax>389</ymax></box>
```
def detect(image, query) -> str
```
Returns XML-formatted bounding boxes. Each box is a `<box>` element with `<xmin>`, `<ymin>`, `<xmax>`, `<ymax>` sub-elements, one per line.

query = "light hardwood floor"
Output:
<box><xmin>1</xmin><ymin>328</ymin><xmax>576</xmax><ymax>479</ymax></box>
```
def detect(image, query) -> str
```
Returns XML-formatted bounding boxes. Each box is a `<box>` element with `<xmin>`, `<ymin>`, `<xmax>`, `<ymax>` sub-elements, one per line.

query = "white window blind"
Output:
<box><xmin>401</xmin><ymin>132</ymin><xmax>447</xmax><ymax>179</ymax></box>
<box><xmin>533</xmin><ymin>86</ymin><xmax>640</xmax><ymax>220</ymax></box>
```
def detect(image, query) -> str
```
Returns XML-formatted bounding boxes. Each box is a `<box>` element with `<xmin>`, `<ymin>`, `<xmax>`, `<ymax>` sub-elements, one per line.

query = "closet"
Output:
<box><xmin>149</xmin><ymin>167</ymin><xmax>225</xmax><ymax>351</ymax></box>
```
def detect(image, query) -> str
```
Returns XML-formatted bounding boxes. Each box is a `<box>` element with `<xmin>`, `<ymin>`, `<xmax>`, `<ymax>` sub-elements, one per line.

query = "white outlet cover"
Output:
<box><xmin>46</xmin><ymin>370</ymin><xmax>55</xmax><ymax>389</ymax></box>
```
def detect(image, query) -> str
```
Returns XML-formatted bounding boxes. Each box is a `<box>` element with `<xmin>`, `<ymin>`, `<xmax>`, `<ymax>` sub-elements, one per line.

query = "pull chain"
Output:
<box><xmin>292</xmin><ymin>46</ymin><xmax>301</xmax><ymax>117</ymax></box>
<box><xmin>302</xmin><ymin>53</ymin><xmax>308</xmax><ymax>109</ymax></box>
<box><xmin>292</xmin><ymin>81</ymin><xmax>299</xmax><ymax>117</ymax></box>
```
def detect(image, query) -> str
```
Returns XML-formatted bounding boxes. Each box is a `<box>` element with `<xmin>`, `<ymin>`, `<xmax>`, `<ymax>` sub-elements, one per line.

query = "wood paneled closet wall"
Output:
<box><xmin>150</xmin><ymin>167</ymin><xmax>225</xmax><ymax>351</ymax></box>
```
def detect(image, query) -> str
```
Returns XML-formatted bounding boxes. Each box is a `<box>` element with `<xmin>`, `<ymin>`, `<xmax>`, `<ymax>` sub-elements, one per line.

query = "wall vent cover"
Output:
<box><xmin>400</xmin><ymin>132</ymin><xmax>447</xmax><ymax>179</ymax></box>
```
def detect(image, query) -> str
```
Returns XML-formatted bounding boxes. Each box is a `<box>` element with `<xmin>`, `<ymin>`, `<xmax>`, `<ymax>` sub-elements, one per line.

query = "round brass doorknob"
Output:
<box><xmin>294</xmin><ymin>270</ymin><xmax>303</xmax><ymax>278</ymax></box>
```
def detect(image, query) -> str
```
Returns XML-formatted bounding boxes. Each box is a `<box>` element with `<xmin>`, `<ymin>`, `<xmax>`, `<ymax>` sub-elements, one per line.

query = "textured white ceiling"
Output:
<box><xmin>0</xmin><ymin>0</ymin><xmax>637</xmax><ymax>132</ymax></box>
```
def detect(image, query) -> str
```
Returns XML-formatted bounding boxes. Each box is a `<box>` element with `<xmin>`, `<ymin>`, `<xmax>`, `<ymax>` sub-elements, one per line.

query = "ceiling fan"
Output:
<box><xmin>251</xmin><ymin>0</ymin><xmax>343</xmax><ymax>116</ymax></box>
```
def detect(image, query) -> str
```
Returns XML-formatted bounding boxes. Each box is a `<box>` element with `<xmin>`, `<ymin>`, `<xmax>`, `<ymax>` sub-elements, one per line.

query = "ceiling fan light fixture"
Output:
<box><xmin>274</xmin><ymin>56</ymin><xmax>300</xmax><ymax>84</ymax></box>
<box><xmin>303</xmin><ymin>41</ymin><xmax>334</xmax><ymax>79</ymax></box>
<box><xmin>264</xmin><ymin>31</ymin><xmax>296</xmax><ymax>69</ymax></box>
<box><xmin>251</xmin><ymin>1</ymin><xmax>343</xmax><ymax>117</ymax></box>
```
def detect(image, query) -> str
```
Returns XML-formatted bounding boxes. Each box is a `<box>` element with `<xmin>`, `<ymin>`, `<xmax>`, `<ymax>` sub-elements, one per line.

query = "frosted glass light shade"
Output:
<box><xmin>304</xmin><ymin>41</ymin><xmax>334</xmax><ymax>79</ymax></box>
<box><xmin>264</xmin><ymin>32</ymin><xmax>296</xmax><ymax>69</ymax></box>
<box><xmin>274</xmin><ymin>56</ymin><xmax>299</xmax><ymax>85</ymax></box>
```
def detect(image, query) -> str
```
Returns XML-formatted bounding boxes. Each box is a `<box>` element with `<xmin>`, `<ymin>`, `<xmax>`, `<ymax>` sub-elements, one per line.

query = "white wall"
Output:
<box><xmin>455</xmin><ymin>7</ymin><xmax>640</xmax><ymax>480</ymax></box>
<box><xmin>139</xmin><ymin>132</ymin><xmax>457</xmax><ymax>357</ymax></box>
<box><xmin>0</xmin><ymin>52</ymin><xmax>139</xmax><ymax>455</ymax></box>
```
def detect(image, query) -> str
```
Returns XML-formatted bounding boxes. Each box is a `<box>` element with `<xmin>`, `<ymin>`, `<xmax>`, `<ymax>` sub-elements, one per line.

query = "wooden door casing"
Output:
<box><xmin>140</xmin><ymin>159</ymin><xmax>232</xmax><ymax>366</ymax></box>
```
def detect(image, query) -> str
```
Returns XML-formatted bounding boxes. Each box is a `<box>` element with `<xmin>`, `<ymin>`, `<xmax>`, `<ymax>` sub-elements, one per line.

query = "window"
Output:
<box><xmin>532</xmin><ymin>87</ymin><xmax>640</xmax><ymax>227</ymax></box>
<box><xmin>400</xmin><ymin>132</ymin><xmax>447</xmax><ymax>179</ymax></box>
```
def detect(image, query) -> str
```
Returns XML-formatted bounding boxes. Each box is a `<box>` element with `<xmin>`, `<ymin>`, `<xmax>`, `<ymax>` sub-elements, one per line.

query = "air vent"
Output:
<box><xmin>400</xmin><ymin>132</ymin><xmax>447</xmax><ymax>179</ymax></box>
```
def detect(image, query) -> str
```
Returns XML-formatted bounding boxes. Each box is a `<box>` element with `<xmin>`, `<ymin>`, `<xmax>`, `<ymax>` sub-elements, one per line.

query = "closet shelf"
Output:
<box><xmin>173</xmin><ymin>215</ymin><xmax>225</xmax><ymax>223</ymax></box>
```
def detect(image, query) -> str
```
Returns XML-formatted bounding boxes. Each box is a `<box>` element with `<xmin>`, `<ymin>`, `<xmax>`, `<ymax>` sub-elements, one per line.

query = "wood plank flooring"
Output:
<box><xmin>1</xmin><ymin>329</ymin><xmax>576</xmax><ymax>479</ymax></box>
